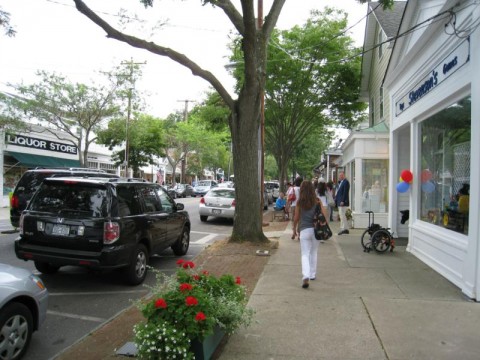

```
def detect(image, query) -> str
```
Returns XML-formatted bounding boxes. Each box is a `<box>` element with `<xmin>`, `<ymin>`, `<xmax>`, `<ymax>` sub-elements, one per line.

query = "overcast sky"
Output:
<box><xmin>1</xmin><ymin>0</ymin><xmax>368</xmax><ymax>118</ymax></box>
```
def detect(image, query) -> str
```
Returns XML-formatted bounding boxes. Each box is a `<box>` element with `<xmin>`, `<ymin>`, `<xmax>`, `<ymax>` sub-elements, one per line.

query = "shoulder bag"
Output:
<box><xmin>314</xmin><ymin>204</ymin><xmax>333</xmax><ymax>240</ymax></box>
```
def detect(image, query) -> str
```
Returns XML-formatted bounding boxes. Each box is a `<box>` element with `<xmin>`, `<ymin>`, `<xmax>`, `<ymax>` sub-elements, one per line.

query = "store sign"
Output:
<box><xmin>6</xmin><ymin>134</ymin><xmax>78</xmax><ymax>155</ymax></box>
<box><xmin>395</xmin><ymin>37</ymin><xmax>470</xmax><ymax>116</ymax></box>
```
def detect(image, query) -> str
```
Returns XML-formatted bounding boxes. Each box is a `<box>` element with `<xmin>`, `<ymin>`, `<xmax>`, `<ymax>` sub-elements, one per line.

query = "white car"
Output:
<box><xmin>0</xmin><ymin>263</ymin><xmax>49</xmax><ymax>359</ymax></box>
<box><xmin>199</xmin><ymin>188</ymin><xmax>236</xmax><ymax>222</ymax></box>
<box><xmin>193</xmin><ymin>180</ymin><xmax>218</xmax><ymax>197</ymax></box>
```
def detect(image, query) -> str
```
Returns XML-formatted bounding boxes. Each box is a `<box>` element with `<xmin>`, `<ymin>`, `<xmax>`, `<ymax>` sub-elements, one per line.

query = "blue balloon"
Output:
<box><xmin>421</xmin><ymin>181</ymin><xmax>435</xmax><ymax>193</ymax></box>
<box><xmin>396</xmin><ymin>181</ymin><xmax>410</xmax><ymax>193</ymax></box>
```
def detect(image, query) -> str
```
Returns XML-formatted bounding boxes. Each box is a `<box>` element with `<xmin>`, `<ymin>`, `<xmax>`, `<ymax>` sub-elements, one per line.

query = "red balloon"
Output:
<box><xmin>400</xmin><ymin>169</ymin><xmax>413</xmax><ymax>183</ymax></box>
<box><xmin>421</xmin><ymin>169</ymin><xmax>432</xmax><ymax>183</ymax></box>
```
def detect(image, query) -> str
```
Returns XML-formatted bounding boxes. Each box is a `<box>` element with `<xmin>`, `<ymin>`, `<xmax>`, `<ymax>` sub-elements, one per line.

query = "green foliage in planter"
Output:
<box><xmin>134</xmin><ymin>260</ymin><xmax>254</xmax><ymax>359</ymax></box>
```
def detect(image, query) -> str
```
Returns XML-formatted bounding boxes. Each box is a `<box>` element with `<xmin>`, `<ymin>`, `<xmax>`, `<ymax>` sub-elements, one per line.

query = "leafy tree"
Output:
<box><xmin>1</xmin><ymin>70</ymin><xmax>121</xmax><ymax>166</ymax></box>
<box><xmin>0</xmin><ymin>7</ymin><xmax>15</xmax><ymax>37</ymax></box>
<box><xmin>71</xmin><ymin>0</ymin><xmax>391</xmax><ymax>243</ymax></box>
<box><xmin>96</xmin><ymin>113</ymin><xmax>165</xmax><ymax>176</ymax></box>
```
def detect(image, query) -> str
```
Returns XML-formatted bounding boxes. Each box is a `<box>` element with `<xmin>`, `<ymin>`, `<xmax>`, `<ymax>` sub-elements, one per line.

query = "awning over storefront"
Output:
<box><xmin>7</xmin><ymin>152</ymin><xmax>81</xmax><ymax>168</ymax></box>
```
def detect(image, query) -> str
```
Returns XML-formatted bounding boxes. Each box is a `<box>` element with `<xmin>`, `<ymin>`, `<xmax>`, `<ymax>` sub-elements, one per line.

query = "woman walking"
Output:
<box><xmin>293</xmin><ymin>180</ymin><xmax>328</xmax><ymax>289</ymax></box>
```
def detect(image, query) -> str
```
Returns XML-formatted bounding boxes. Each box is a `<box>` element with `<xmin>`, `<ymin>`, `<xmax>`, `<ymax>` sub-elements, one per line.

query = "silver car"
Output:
<box><xmin>0</xmin><ymin>263</ymin><xmax>49</xmax><ymax>360</ymax></box>
<box><xmin>199</xmin><ymin>188</ymin><xmax>235</xmax><ymax>222</ymax></box>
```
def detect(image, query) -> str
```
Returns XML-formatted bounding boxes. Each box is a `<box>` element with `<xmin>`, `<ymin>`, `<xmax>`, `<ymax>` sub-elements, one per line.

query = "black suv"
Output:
<box><xmin>10</xmin><ymin>168</ymin><xmax>119</xmax><ymax>228</ymax></box>
<box><xmin>15</xmin><ymin>177</ymin><xmax>190</xmax><ymax>285</ymax></box>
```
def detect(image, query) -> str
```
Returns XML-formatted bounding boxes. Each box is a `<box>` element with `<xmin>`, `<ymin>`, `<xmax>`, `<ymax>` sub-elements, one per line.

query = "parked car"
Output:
<box><xmin>0</xmin><ymin>263</ymin><xmax>49</xmax><ymax>360</ymax></box>
<box><xmin>265</xmin><ymin>181</ymin><xmax>280</xmax><ymax>200</ymax></box>
<box><xmin>199</xmin><ymin>187</ymin><xmax>235</xmax><ymax>222</ymax></box>
<box><xmin>193</xmin><ymin>180</ymin><xmax>218</xmax><ymax>197</ymax></box>
<box><xmin>9</xmin><ymin>168</ymin><xmax>119</xmax><ymax>228</ymax></box>
<box><xmin>164</xmin><ymin>184</ymin><xmax>177</xmax><ymax>199</ymax></box>
<box><xmin>217</xmin><ymin>181</ymin><xmax>234</xmax><ymax>188</ymax></box>
<box><xmin>15</xmin><ymin>177</ymin><xmax>190</xmax><ymax>285</ymax></box>
<box><xmin>174</xmin><ymin>183</ymin><xmax>195</xmax><ymax>198</ymax></box>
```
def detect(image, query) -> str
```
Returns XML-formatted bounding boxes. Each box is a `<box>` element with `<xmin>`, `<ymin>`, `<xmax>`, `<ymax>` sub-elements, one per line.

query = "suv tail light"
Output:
<box><xmin>200</xmin><ymin>197</ymin><xmax>205</xmax><ymax>204</ymax></box>
<box><xmin>10</xmin><ymin>194</ymin><xmax>19</xmax><ymax>209</ymax></box>
<box><xmin>104</xmin><ymin>222</ymin><xmax>120</xmax><ymax>244</ymax></box>
<box><xmin>232</xmin><ymin>199</ymin><xmax>236</xmax><ymax>207</ymax></box>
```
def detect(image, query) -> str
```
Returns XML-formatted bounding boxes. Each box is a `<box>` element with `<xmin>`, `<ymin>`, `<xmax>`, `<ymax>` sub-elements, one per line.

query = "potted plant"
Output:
<box><xmin>133</xmin><ymin>259</ymin><xmax>254</xmax><ymax>359</ymax></box>
<box><xmin>345</xmin><ymin>208</ymin><xmax>353</xmax><ymax>228</ymax></box>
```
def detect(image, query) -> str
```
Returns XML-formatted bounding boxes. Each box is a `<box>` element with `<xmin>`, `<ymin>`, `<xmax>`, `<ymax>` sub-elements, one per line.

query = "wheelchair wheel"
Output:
<box><xmin>371</xmin><ymin>229</ymin><xmax>392</xmax><ymax>253</ymax></box>
<box><xmin>361</xmin><ymin>229</ymin><xmax>372</xmax><ymax>252</ymax></box>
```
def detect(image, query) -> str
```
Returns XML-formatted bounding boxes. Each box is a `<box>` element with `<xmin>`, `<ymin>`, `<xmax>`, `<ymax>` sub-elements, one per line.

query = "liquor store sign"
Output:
<box><xmin>395</xmin><ymin>37</ymin><xmax>470</xmax><ymax>116</ymax></box>
<box><xmin>7</xmin><ymin>134</ymin><xmax>78</xmax><ymax>155</ymax></box>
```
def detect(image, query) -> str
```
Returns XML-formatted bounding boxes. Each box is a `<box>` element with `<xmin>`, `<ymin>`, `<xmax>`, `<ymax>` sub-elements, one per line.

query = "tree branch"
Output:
<box><xmin>72</xmin><ymin>0</ymin><xmax>235</xmax><ymax>110</ymax></box>
<box><xmin>263</xmin><ymin>0</ymin><xmax>286</xmax><ymax>40</ymax></box>
<box><xmin>207</xmin><ymin>0</ymin><xmax>245</xmax><ymax>35</ymax></box>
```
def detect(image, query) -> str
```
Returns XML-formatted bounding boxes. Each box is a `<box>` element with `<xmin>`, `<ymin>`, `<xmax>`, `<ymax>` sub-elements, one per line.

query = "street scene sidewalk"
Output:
<box><xmin>220</xmin><ymin>220</ymin><xmax>480</xmax><ymax>360</ymax></box>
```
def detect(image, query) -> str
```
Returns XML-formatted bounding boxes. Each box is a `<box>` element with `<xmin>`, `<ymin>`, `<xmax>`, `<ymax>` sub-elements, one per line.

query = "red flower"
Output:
<box><xmin>154</xmin><ymin>298</ymin><xmax>167</xmax><ymax>309</ymax></box>
<box><xmin>202</xmin><ymin>270</ymin><xmax>209</xmax><ymax>275</ymax></box>
<box><xmin>195</xmin><ymin>312</ymin><xmax>206</xmax><ymax>321</ymax></box>
<box><xmin>176</xmin><ymin>259</ymin><xmax>185</xmax><ymax>266</ymax></box>
<box><xmin>179</xmin><ymin>283</ymin><xmax>193</xmax><ymax>292</ymax></box>
<box><xmin>193</xmin><ymin>275</ymin><xmax>200</xmax><ymax>281</ymax></box>
<box><xmin>185</xmin><ymin>296</ymin><xmax>198</xmax><ymax>306</ymax></box>
<box><xmin>235</xmin><ymin>276</ymin><xmax>242</xmax><ymax>285</ymax></box>
<box><xmin>182</xmin><ymin>261</ymin><xmax>195</xmax><ymax>269</ymax></box>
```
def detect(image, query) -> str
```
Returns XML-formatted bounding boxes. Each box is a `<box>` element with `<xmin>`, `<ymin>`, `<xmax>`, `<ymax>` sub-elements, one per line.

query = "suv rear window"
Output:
<box><xmin>29</xmin><ymin>182</ymin><xmax>108</xmax><ymax>218</ymax></box>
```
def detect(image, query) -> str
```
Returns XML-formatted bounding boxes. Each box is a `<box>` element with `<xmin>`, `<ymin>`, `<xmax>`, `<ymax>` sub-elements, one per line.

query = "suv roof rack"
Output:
<box><xmin>32</xmin><ymin>167</ymin><xmax>107</xmax><ymax>173</ymax></box>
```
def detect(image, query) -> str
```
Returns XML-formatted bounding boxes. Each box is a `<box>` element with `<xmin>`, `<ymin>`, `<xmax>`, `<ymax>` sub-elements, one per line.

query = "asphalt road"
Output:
<box><xmin>0</xmin><ymin>196</ymin><xmax>240</xmax><ymax>360</ymax></box>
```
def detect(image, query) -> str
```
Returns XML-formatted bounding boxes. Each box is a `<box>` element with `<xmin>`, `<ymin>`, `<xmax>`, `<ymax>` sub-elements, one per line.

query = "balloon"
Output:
<box><xmin>421</xmin><ymin>181</ymin><xmax>435</xmax><ymax>193</ymax></box>
<box><xmin>399</xmin><ymin>176</ymin><xmax>404</xmax><ymax>182</ymax></box>
<box><xmin>400</xmin><ymin>170</ymin><xmax>413</xmax><ymax>183</ymax></box>
<box><xmin>396</xmin><ymin>181</ymin><xmax>410</xmax><ymax>193</ymax></box>
<box><xmin>421</xmin><ymin>169</ymin><xmax>432</xmax><ymax>183</ymax></box>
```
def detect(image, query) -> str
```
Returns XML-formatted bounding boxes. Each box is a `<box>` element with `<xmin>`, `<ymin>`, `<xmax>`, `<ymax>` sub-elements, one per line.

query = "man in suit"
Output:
<box><xmin>335</xmin><ymin>171</ymin><xmax>350</xmax><ymax>235</ymax></box>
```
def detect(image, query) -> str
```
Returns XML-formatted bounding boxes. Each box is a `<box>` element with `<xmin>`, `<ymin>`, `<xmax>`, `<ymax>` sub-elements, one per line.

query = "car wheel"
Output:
<box><xmin>0</xmin><ymin>302</ymin><xmax>34</xmax><ymax>360</ymax></box>
<box><xmin>124</xmin><ymin>244</ymin><xmax>148</xmax><ymax>286</ymax></box>
<box><xmin>171</xmin><ymin>227</ymin><xmax>190</xmax><ymax>256</ymax></box>
<box><xmin>200</xmin><ymin>215</ymin><xmax>208</xmax><ymax>222</ymax></box>
<box><xmin>34</xmin><ymin>261</ymin><xmax>60</xmax><ymax>274</ymax></box>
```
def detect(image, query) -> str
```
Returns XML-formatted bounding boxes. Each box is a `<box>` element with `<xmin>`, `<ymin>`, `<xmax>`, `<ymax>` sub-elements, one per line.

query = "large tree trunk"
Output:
<box><xmin>229</xmin><ymin>93</ymin><xmax>267</xmax><ymax>243</ymax></box>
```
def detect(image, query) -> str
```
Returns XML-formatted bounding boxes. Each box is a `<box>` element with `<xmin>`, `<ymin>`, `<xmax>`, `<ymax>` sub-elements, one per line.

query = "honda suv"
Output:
<box><xmin>15</xmin><ymin>177</ymin><xmax>190</xmax><ymax>285</ymax></box>
<box><xmin>10</xmin><ymin>168</ymin><xmax>119</xmax><ymax>228</ymax></box>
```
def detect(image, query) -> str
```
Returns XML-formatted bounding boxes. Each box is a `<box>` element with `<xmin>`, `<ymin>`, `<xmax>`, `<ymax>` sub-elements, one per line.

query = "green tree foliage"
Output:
<box><xmin>96</xmin><ymin>113</ymin><xmax>165</xmax><ymax>177</ymax></box>
<box><xmin>230</xmin><ymin>8</ymin><xmax>367</xmax><ymax>189</ymax></box>
<box><xmin>1</xmin><ymin>70</ymin><xmax>121</xmax><ymax>166</ymax></box>
<box><xmin>0</xmin><ymin>7</ymin><xmax>15</xmax><ymax>37</ymax></box>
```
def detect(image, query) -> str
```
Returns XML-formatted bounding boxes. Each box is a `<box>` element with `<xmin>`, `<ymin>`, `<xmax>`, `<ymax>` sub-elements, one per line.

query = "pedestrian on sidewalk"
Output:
<box><xmin>326</xmin><ymin>181</ymin><xmax>335</xmax><ymax>221</ymax></box>
<box><xmin>293</xmin><ymin>180</ymin><xmax>327</xmax><ymax>289</ymax></box>
<box><xmin>316</xmin><ymin>178</ymin><xmax>331</xmax><ymax>222</ymax></box>
<box><xmin>288</xmin><ymin>177</ymin><xmax>302</xmax><ymax>240</ymax></box>
<box><xmin>335</xmin><ymin>171</ymin><xmax>350</xmax><ymax>235</ymax></box>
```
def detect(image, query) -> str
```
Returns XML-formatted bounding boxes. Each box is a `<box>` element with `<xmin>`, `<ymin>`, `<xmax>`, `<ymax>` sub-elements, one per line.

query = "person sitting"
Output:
<box><xmin>274</xmin><ymin>192</ymin><xmax>287</xmax><ymax>212</ymax></box>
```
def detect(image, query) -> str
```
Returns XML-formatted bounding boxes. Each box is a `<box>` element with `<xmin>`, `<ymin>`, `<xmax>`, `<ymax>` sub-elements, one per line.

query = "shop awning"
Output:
<box><xmin>7</xmin><ymin>152</ymin><xmax>81</xmax><ymax>168</ymax></box>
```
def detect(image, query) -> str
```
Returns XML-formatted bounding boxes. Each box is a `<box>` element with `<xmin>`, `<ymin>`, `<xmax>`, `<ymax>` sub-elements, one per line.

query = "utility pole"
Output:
<box><xmin>258</xmin><ymin>0</ymin><xmax>267</xmax><ymax>223</ymax></box>
<box><xmin>177</xmin><ymin>99</ymin><xmax>195</xmax><ymax>183</ymax></box>
<box><xmin>120</xmin><ymin>58</ymin><xmax>146</xmax><ymax>178</ymax></box>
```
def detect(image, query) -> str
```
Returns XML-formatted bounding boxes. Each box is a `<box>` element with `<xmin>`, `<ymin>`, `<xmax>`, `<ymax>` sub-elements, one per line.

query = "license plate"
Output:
<box><xmin>52</xmin><ymin>224</ymin><xmax>70</xmax><ymax>236</ymax></box>
<box><xmin>212</xmin><ymin>209</ymin><xmax>222</xmax><ymax>215</ymax></box>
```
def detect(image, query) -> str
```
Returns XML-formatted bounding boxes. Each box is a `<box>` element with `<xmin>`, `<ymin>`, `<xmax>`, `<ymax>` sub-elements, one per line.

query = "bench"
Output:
<box><xmin>272</xmin><ymin>209</ymin><xmax>287</xmax><ymax>222</ymax></box>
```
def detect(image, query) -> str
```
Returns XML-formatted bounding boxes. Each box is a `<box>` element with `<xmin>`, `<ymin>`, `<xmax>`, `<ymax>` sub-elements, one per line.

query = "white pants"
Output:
<box><xmin>299</xmin><ymin>227</ymin><xmax>320</xmax><ymax>280</ymax></box>
<box><xmin>338</xmin><ymin>206</ymin><xmax>349</xmax><ymax>231</ymax></box>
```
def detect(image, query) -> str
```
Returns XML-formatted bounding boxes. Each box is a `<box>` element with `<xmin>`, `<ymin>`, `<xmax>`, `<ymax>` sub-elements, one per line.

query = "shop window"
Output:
<box><xmin>361</xmin><ymin>159</ymin><xmax>389</xmax><ymax>213</ymax></box>
<box><xmin>419</xmin><ymin>96</ymin><xmax>470</xmax><ymax>235</ymax></box>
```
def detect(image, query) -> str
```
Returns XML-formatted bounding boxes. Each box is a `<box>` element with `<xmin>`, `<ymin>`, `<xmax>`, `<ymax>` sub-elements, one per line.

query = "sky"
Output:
<box><xmin>1</xmin><ymin>0</ymin><xmax>368</xmax><ymax>119</ymax></box>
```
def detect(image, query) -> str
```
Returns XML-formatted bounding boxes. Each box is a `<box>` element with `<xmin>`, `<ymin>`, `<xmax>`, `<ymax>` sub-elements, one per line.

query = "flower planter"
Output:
<box><xmin>190</xmin><ymin>326</ymin><xmax>225</xmax><ymax>360</ymax></box>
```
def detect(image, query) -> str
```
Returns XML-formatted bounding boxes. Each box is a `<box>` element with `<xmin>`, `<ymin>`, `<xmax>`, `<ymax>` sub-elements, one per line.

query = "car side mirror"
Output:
<box><xmin>176</xmin><ymin>203</ymin><xmax>185</xmax><ymax>211</ymax></box>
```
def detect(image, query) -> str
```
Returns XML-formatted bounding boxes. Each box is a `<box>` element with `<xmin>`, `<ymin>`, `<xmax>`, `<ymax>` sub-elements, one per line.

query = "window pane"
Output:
<box><xmin>361</xmin><ymin>159</ymin><xmax>389</xmax><ymax>213</ymax></box>
<box><xmin>419</xmin><ymin>96</ymin><xmax>470</xmax><ymax>234</ymax></box>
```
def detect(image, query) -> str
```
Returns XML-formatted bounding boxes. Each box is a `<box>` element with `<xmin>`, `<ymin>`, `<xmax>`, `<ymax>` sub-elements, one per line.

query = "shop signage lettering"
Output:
<box><xmin>395</xmin><ymin>37</ymin><xmax>470</xmax><ymax>116</ymax></box>
<box><xmin>7</xmin><ymin>134</ymin><xmax>78</xmax><ymax>155</ymax></box>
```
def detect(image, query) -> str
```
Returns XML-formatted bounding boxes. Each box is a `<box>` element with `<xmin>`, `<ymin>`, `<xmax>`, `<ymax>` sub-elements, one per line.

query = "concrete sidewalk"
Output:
<box><xmin>220</xmin><ymin>221</ymin><xmax>480</xmax><ymax>360</ymax></box>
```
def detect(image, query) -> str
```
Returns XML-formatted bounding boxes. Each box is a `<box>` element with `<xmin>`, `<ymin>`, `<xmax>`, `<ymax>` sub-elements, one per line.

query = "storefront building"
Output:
<box><xmin>384</xmin><ymin>0</ymin><xmax>479</xmax><ymax>300</ymax></box>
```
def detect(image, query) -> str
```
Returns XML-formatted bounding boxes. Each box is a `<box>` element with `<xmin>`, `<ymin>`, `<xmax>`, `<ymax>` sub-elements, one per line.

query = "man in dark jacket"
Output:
<box><xmin>335</xmin><ymin>171</ymin><xmax>350</xmax><ymax>235</ymax></box>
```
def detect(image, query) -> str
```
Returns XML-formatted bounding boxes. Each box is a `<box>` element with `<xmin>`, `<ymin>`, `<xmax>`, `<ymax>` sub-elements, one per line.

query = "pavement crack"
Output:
<box><xmin>360</xmin><ymin>296</ymin><xmax>390</xmax><ymax>360</ymax></box>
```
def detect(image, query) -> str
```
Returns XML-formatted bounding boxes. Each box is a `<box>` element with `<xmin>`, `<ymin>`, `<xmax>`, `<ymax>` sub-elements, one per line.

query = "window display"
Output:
<box><xmin>419</xmin><ymin>96</ymin><xmax>470</xmax><ymax>234</ymax></box>
<box><xmin>361</xmin><ymin>159</ymin><xmax>389</xmax><ymax>213</ymax></box>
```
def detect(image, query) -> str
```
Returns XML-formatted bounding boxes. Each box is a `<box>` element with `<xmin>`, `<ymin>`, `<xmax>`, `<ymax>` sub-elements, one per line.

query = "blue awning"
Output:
<box><xmin>7</xmin><ymin>151</ymin><xmax>81</xmax><ymax>168</ymax></box>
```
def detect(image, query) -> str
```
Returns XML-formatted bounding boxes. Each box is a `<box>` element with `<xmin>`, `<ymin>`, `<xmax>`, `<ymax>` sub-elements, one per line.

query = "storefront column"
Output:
<box><xmin>0</xmin><ymin>130</ymin><xmax>5</xmax><ymax>207</ymax></box>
